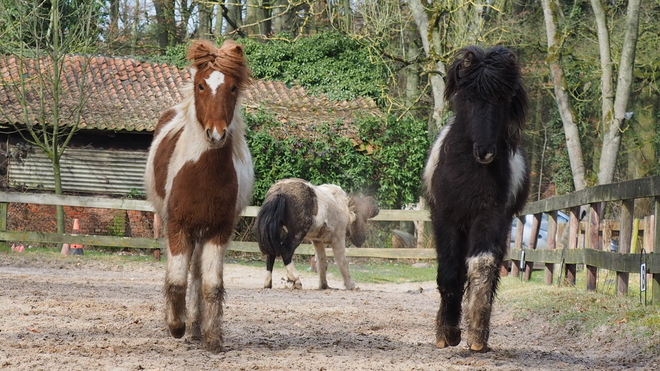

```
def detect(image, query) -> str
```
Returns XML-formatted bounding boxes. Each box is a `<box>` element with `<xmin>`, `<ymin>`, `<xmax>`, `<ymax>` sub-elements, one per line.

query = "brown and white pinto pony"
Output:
<box><xmin>256</xmin><ymin>178</ymin><xmax>379</xmax><ymax>290</ymax></box>
<box><xmin>423</xmin><ymin>46</ymin><xmax>530</xmax><ymax>352</ymax></box>
<box><xmin>144</xmin><ymin>39</ymin><xmax>253</xmax><ymax>353</ymax></box>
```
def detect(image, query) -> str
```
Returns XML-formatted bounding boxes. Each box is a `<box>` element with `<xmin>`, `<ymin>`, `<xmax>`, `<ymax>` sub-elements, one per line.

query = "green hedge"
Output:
<box><xmin>246</xmin><ymin>109</ymin><xmax>430</xmax><ymax>209</ymax></box>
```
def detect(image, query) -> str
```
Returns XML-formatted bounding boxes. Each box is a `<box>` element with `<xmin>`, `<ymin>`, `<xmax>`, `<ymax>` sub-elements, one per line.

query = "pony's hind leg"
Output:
<box><xmin>264</xmin><ymin>254</ymin><xmax>275</xmax><ymax>289</ymax></box>
<box><xmin>199</xmin><ymin>239</ymin><xmax>229</xmax><ymax>353</ymax></box>
<box><xmin>330</xmin><ymin>239</ymin><xmax>357</xmax><ymax>290</ymax></box>
<box><xmin>164</xmin><ymin>227</ymin><xmax>193</xmax><ymax>339</ymax></box>
<box><xmin>282</xmin><ymin>251</ymin><xmax>302</xmax><ymax>290</ymax></box>
<box><xmin>464</xmin><ymin>253</ymin><xmax>500</xmax><ymax>352</ymax></box>
<box><xmin>434</xmin><ymin>228</ymin><xmax>466</xmax><ymax>348</ymax></box>
<box><xmin>312</xmin><ymin>241</ymin><xmax>329</xmax><ymax>289</ymax></box>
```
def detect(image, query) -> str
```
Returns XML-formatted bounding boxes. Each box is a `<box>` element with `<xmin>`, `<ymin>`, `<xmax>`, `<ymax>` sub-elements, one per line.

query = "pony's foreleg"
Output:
<box><xmin>463</xmin><ymin>216</ymin><xmax>508</xmax><ymax>351</ymax></box>
<box><xmin>164</xmin><ymin>227</ymin><xmax>193</xmax><ymax>339</ymax></box>
<box><xmin>434</xmin><ymin>228</ymin><xmax>466</xmax><ymax>348</ymax></box>
<box><xmin>330</xmin><ymin>239</ymin><xmax>357</xmax><ymax>290</ymax></box>
<box><xmin>199</xmin><ymin>239</ymin><xmax>228</xmax><ymax>353</ymax></box>
<box><xmin>282</xmin><ymin>251</ymin><xmax>302</xmax><ymax>290</ymax></box>
<box><xmin>312</xmin><ymin>241</ymin><xmax>329</xmax><ymax>289</ymax></box>
<box><xmin>188</xmin><ymin>243</ymin><xmax>203</xmax><ymax>341</ymax></box>
<box><xmin>464</xmin><ymin>253</ymin><xmax>500</xmax><ymax>352</ymax></box>
<box><xmin>264</xmin><ymin>254</ymin><xmax>275</xmax><ymax>289</ymax></box>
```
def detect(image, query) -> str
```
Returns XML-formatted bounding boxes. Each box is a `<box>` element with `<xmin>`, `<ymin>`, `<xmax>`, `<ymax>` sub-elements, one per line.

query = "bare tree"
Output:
<box><xmin>593</xmin><ymin>0</ymin><xmax>642</xmax><ymax>185</ymax></box>
<box><xmin>540</xmin><ymin>0</ymin><xmax>587</xmax><ymax>191</ymax></box>
<box><xmin>541</xmin><ymin>0</ymin><xmax>642</xmax><ymax>188</ymax></box>
<box><xmin>0</xmin><ymin>0</ymin><xmax>98</xmax><ymax>233</ymax></box>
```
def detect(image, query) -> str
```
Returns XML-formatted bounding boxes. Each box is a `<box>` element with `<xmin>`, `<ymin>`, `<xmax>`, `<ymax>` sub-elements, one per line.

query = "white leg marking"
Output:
<box><xmin>166</xmin><ymin>249</ymin><xmax>189</xmax><ymax>287</ymax></box>
<box><xmin>264</xmin><ymin>270</ymin><xmax>273</xmax><ymax>289</ymax></box>
<box><xmin>285</xmin><ymin>262</ymin><xmax>302</xmax><ymax>289</ymax></box>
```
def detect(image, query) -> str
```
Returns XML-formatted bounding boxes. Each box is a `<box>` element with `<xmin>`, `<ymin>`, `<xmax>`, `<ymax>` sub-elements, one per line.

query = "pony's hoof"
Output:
<box><xmin>202</xmin><ymin>339</ymin><xmax>224</xmax><ymax>354</ymax></box>
<box><xmin>468</xmin><ymin>342</ymin><xmax>488</xmax><ymax>352</ymax></box>
<box><xmin>319</xmin><ymin>283</ymin><xmax>330</xmax><ymax>290</ymax></box>
<box><xmin>168</xmin><ymin>324</ymin><xmax>186</xmax><ymax>339</ymax></box>
<box><xmin>436</xmin><ymin>326</ymin><xmax>461</xmax><ymax>347</ymax></box>
<box><xmin>291</xmin><ymin>280</ymin><xmax>302</xmax><ymax>290</ymax></box>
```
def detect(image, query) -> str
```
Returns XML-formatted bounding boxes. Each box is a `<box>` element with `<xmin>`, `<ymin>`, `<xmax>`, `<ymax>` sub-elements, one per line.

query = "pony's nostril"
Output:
<box><xmin>205</xmin><ymin>128</ymin><xmax>212</xmax><ymax>140</ymax></box>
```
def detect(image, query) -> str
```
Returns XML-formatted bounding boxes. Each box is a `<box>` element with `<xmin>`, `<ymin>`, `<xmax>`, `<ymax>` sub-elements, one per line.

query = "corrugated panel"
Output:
<box><xmin>8</xmin><ymin>147</ymin><xmax>148</xmax><ymax>195</ymax></box>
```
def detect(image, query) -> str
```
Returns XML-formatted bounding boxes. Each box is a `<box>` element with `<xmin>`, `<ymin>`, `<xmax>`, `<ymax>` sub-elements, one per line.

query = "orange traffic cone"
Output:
<box><xmin>70</xmin><ymin>218</ymin><xmax>84</xmax><ymax>255</ymax></box>
<box><xmin>61</xmin><ymin>243</ymin><xmax>70</xmax><ymax>256</ymax></box>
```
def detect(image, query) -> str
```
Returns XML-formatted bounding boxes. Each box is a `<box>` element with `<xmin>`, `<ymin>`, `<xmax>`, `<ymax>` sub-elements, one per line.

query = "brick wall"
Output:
<box><xmin>8</xmin><ymin>204</ymin><xmax>155</xmax><ymax>238</ymax></box>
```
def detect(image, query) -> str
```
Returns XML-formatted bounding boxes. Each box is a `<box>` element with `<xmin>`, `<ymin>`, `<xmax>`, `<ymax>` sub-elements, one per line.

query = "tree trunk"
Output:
<box><xmin>597</xmin><ymin>0</ymin><xmax>642</xmax><ymax>185</ymax></box>
<box><xmin>225</xmin><ymin>0</ymin><xmax>243</xmax><ymax>35</ymax></box>
<box><xmin>408</xmin><ymin>0</ymin><xmax>446</xmax><ymax>131</ymax></box>
<box><xmin>153</xmin><ymin>0</ymin><xmax>175</xmax><ymax>51</ymax></box>
<box><xmin>272</xmin><ymin>0</ymin><xmax>286</xmax><ymax>34</ymax></box>
<box><xmin>109</xmin><ymin>0</ymin><xmax>119</xmax><ymax>41</ymax></box>
<box><xmin>214</xmin><ymin>3</ymin><xmax>224</xmax><ymax>37</ymax></box>
<box><xmin>541</xmin><ymin>0</ymin><xmax>586</xmax><ymax>191</ymax></box>
<box><xmin>198</xmin><ymin>0</ymin><xmax>213</xmax><ymax>39</ymax></box>
<box><xmin>245</xmin><ymin>0</ymin><xmax>260</xmax><ymax>35</ymax></box>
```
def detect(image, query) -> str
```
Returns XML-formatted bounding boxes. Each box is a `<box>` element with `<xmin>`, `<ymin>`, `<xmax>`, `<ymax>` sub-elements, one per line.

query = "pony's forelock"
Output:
<box><xmin>186</xmin><ymin>39</ymin><xmax>251</xmax><ymax>91</ymax></box>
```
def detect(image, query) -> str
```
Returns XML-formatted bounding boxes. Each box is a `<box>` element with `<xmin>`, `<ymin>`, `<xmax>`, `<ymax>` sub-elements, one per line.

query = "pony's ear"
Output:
<box><xmin>445</xmin><ymin>48</ymin><xmax>477</xmax><ymax>101</ymax></box>
<box><xmin>220</xmin><ymin>40</ymin><xmax>244</xmax><ymax>57</ymax></box>
<box><xmin>186</xmin><ymin>39</ymin><xmax>217</xmax><ymax>68</ymax></box>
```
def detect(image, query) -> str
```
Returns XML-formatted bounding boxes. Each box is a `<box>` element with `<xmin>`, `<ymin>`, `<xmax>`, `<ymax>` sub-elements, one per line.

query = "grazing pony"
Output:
<box><xmin>256</xmin><ymin>178</ymin><xmax>379</xmax><ymax>290</ymax></box>
<box><xmin>423</xmin><ymin>46</ymin><xmax>530</xmax><ymax>351</ymax></box>
<box><xmin>144</xmin><ymin>39</ymin><xmax>253</xmax><ymax>353</ymax></box>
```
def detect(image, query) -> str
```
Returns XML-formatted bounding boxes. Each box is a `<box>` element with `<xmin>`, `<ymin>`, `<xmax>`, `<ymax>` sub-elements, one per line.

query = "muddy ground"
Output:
<box><xmin>0</xmin><ymin>252</ymin><xmax>657</xmax><ymax>371</ymax></box>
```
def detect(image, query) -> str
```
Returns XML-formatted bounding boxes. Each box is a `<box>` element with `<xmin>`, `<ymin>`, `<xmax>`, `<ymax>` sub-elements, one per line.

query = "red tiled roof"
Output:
<box><xmin>0</xmin><ymin>55</ymin><xmax>378</xmax><ymax>132</ymax></box>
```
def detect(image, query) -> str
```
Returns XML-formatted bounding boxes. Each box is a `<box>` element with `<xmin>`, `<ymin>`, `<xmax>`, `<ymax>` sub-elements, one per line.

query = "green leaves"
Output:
<box><xmin>246</xmin><ymin>110</ymin><xmax>429</xmax><ymax>209</ymax></box>
<box><xmin>239</xmin><ymin>33</ymin><xmax>386</xmax><ymax>101</ymax></box>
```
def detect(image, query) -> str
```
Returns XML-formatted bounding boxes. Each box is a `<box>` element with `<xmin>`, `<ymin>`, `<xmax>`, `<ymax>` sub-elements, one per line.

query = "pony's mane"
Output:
<box><xmin>445</xmin><ymin>45</ymin><xmax>522</xmax><ymax>103</ymax></box>
<box><xmin>445</xmin><ymin>45</ymin><xmax>528</xmax><ymax>151</ymax></box>
<box><xmin>186</xmin><ymin>39</ymin><xmax>251</xmax><ymax>92</ymax></box>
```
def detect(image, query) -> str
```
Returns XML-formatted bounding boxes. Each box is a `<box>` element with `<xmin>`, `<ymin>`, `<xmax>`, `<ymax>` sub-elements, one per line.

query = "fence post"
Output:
<box><xmin>564</xmin><ymin>206</ymin><xmax>580</xmax><ymax>286</ymax></box>
<box><xmin>0</xmin><ymin>202</ymin><xmax>6</xmax><ymax>252</ymax></box>
<box><xmin>153</xmin><ymin>213</ymin><xmax>162</xmax><ymax>261</ymax></box>
<box><xmin>523</xmin><ymin>213</ymin><xmax>541</xmax><ymax>281</ymax></box>
<box><xmin>653</xmin><ymin>196</ymin><xmax>660</xmax><ymax>305</ymax></box>
<box><xmin>545</xmin><ymin>210</ymin><xmax>558</xmax><ymax>285</ymax></box>
<box><xmin>586</xmin><ymin>203</ymin><xmax>601</xmax><ymax>291</ymax></box>
<box><xmin>618</xmin><ymin>199</ymin><xmax>634</xmax><ymax>296</ymax></box>
<box><xmin>511</xmin><ymin>215</ymin><xmax>524</xmax><ymax>278</ymax></box>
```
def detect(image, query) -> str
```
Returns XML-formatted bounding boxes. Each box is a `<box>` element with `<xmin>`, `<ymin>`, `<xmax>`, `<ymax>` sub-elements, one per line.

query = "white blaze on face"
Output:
<box><xmin>204</xmin><ymin>70</ymin><xmax>227</xmax><ymax>143</ymax></box>
<box><xmin>205</xmin><ymin>70</ymin><xmax>225</xmax><ymax>95</ymax></box>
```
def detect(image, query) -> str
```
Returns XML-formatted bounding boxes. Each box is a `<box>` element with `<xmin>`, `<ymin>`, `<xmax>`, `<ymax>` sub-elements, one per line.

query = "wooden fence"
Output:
<box><xmin>0</xmin><ymin>175</ymin><xmax>659</xmax><ymax>304</ymax></box>
<box><xmin>0</xmin><ymin>192</ymin><xmax>435</xmax><ymax>260</ymax></box>
<box><xmin>507</xmin><ymin>175</ymin><xmax>660</xmax><ymax>305</ymax></box>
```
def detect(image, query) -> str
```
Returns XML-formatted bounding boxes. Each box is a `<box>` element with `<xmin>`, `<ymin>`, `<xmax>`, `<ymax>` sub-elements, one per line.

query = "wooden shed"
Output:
<box><xmin>0</xmin><ymin>54</ymin><xmax>377</xmax><ymax>195</ymax></box>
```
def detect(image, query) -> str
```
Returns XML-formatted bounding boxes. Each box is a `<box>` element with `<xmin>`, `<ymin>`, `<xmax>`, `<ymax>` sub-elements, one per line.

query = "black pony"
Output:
<box><xmin>423</xmin><ymin>45</ymin><xmax>530</xmax><ymax>351</ymax></box>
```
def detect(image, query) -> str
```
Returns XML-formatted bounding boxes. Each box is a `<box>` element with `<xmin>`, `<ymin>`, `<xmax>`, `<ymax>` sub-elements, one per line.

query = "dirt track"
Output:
<box><xmin>0</xmin><ymin>252</ymin><xmax>657</xmax><ymax>371</ymax></box>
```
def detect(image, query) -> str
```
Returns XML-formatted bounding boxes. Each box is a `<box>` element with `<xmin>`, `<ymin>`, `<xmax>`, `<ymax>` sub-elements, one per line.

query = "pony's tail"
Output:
<box><xmin>256</xmin><ymin>193</ymin><xmax>287</xmax><ymax>256</ymax></box>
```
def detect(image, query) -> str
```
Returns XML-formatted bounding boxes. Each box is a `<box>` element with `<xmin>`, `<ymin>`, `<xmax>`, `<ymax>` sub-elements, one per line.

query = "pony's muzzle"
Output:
<box><xmin>473</xmin><ymin>143</ymin><xmax>496</xmax><ymax>164</ymax></box>
<box><xmin>206</xmin><ymin>127</ymin><xmax>227</xmax><ymax>147</ymax></box>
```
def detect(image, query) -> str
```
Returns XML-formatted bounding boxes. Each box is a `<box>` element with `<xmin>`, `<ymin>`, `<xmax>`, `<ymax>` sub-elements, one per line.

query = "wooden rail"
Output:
<box><xmin>507</xmin><ymin>175</ymin><xmax>660</xmax><ymax>305</ymax></box>
<box><xmin>0</xmin><ymin>192</ymin><xmax>433</xmax><ymax>260</ymax></box>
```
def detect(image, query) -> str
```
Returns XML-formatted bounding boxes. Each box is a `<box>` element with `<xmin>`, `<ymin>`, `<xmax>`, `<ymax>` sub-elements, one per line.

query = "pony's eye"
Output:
<box><xmin>198</xmin><ymin>84</ymin><xmax>204</xmax><ymax>91</ymax></box>
<box><xmin>231</xmin><ymin>85</ymin><xmax>237</xmax><ymax>93</ymax></box>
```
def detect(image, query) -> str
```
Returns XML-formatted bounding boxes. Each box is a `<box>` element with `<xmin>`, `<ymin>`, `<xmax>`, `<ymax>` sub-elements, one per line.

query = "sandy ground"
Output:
<box><xmin>0</xmin><ymin>252</ymin><xmax>657</xmax><ymax>371</ymax></box>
